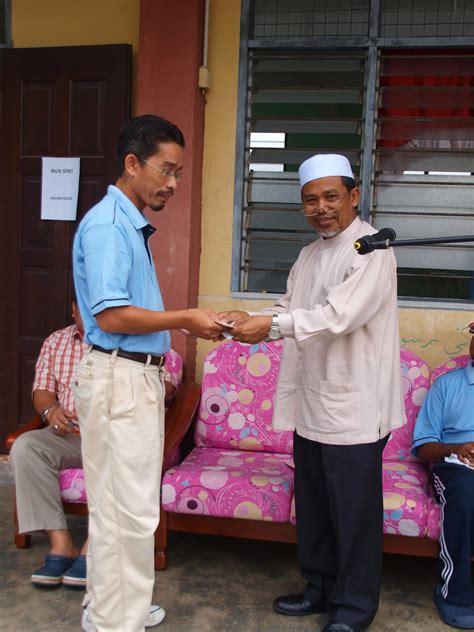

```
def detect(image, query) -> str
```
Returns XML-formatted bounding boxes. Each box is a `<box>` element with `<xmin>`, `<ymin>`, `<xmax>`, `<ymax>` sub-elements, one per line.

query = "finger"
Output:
<box><xmin>55</xmin><ymin>412</ymin><xmax>71</xmax><ymax>425</ymax></box>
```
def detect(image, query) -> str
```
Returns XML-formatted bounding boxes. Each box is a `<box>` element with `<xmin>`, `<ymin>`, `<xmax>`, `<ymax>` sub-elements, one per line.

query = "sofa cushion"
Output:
<box><xmin>195</xmin><ymin>340</ymin><xmax>293</xmax><ymax>454</ymax></box>
<box><xmin>430</xmin><ymin>355</ymin><xmax>471</xmax><ymax>384</ymax></box>
<box><xmin>162</xmin><ymin>447</ymin><xmax>294</xmax><ymax>522</ymax></box>
<box><xmin>383</xmin><ymin>348</ymin><xmax>430</xmax><ymax>462</ymax></box>
<box><xmin>382</xmin><ymin>461</ymin><xmax>430</xmax><ymax>537</ymax></box>
<box><xmin>60</xmin><ymin>468</ymin><xmax>87</xmax><ymax>503</ymax></box>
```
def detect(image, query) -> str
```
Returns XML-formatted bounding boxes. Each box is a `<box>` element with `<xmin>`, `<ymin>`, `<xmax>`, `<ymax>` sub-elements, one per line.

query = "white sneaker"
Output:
<box><xmin>82</xmin><ymin>604</ymin><xmax>166</xmax><ymax>630</ymax></box>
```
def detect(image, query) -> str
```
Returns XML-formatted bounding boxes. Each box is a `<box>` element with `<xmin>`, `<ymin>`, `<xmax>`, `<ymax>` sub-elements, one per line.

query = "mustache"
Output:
<box><xmin>314</xmin><ymin>213</ymin><xmax>337</xmax><ymax>220</ymax></box>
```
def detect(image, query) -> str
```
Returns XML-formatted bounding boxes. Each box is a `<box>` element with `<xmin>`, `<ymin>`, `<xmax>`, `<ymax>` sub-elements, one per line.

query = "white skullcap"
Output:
<box><xmin>298</xmin><ymin>154</ymin><xmax>354</xmax><ymax>189</ymax></box>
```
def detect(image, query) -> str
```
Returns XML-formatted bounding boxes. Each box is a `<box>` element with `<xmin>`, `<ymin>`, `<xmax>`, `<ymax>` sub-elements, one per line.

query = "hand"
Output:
<box><xmin>164</xmin><ymin>379</ymin><xmax>175</xmax><ymax>401</ymax></box>
<box><xmin>183</xmin><ymin>309</ymin><xmax>224</xmax><ymax>341</ymax></box>
<box><xmin>47</xmin><ymin>406</ymin><xmax>75</xmax><ymax>436</ymax></box>
<box><xmin>217</xmin><ymin>310</ymin><xmax>249</xmax><ymax>324</ymax></box>
<box><xmin>456</xmin><ymin>442</ymin><xmax>474</xmax><ymax>465</ymax></box>
<box><xmin>231</xmin><ymin>315</ymin><xmax>272</xmax><ymax>344</ymax></box>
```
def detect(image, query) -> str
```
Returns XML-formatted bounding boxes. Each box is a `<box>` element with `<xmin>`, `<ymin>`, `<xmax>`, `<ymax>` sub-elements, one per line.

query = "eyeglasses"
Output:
<box><xmin>300</xmin><ymin>193</ymin><xmax>347</xmax><ymax>217</ymax></box>
<box><xmin>142</xmin><ymin>159</ymin><xmax>182</xmax><ymax>182</ymax></box>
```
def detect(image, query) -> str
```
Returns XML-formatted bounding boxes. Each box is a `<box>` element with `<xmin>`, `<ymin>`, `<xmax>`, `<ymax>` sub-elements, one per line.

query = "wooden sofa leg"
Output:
<box><xmin>14</xmin><ymin>497</ymin><xmax>30</xmax><ymax>549</ymax></box>
<box><xmin>154</xmin><ymin>509</ymin><xmax>169</xmax><ymax>571</ymax></box>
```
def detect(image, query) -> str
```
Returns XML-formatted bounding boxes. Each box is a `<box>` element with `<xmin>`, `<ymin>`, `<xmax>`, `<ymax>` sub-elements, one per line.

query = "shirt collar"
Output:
<box><xmin>71</xmin><ymin>324</ymin><xmax>83</xmax><ymax>341</ymax></box>
<box><xmin>106</xmin><ymin>185</ymin><xmax>149</xmax><ymax>231</ymax></box>
<box><xmin>465</xmin><ymin>362</ymin><xmax>474</xmax><ymax>385</ymax></box>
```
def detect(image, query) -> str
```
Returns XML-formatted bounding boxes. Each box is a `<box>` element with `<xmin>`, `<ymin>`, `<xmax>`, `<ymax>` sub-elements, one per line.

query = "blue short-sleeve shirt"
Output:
<box><xmin>411</xmin><ymin>363</ymin><xmax>474</xmax><ymax>456</ymax></box>
<box><xmin>72</xmin><ymin>185</ymin><xmax>170</xmax><ymax>354</ymax></box>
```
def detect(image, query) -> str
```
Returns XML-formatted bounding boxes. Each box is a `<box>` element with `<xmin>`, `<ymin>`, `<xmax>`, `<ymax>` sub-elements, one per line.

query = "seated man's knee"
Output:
<box><xmin>11</xmin><ymin>431</ymin><xmax>43</xmax><ymax>470</ymax></box>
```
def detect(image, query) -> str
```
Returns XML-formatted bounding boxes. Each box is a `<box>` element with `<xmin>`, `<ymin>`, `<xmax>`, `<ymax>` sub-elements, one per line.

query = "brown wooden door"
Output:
<box><xmin>0</xmin><ymin>44</ymin><xmax>131</xmax><ymax>449</ymax></box>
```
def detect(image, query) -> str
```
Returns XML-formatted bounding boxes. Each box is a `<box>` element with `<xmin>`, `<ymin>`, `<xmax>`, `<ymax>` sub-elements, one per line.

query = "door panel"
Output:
<box><xmin>0</xmin><ymin>44</ymin><xmax>131</xmax><ymax>448</ymax></box>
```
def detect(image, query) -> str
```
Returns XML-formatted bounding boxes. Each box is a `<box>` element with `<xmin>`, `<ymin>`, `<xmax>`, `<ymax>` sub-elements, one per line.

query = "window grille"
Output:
<box><xmin>380</xmin><ymin>0</ymin><xmax>474</xmax><ymax>38</ymax></box>
<box><xmin>252</xmin><ymin>0</ymin><xmax>370</xmax><ymax>38</ymax></box>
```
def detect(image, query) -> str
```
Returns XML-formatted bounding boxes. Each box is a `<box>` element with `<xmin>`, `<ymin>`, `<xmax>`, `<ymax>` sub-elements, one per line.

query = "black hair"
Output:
<box><xmin>117</xmin><ymin>114</ymin><xmax>185</xmax><ymax>173</ymax></box>
<box><xmin>341</xmin><ymin>176</ymin><xmax>356</xmax><ymax>192</ymax></box>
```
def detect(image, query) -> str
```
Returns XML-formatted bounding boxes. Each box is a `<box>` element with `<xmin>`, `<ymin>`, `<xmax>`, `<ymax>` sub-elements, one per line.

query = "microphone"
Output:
<box><xmin>354</xmin><ymin>228</ymin><xmax>396</xmax><ymax>255</ymax></box>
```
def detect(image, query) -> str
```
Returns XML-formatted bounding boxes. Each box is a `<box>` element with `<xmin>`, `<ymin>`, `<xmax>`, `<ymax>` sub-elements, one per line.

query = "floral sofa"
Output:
<box><xmin>156</xmin><ymin>340</ymin><xmax>470</xmax><ymax>568</ymax></box>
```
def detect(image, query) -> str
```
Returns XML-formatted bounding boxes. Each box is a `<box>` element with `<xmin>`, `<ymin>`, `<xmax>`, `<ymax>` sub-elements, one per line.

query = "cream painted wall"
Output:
<box><xmin>11</xmin><ymin>0</ymin><xmax>140</xmax><ymax>107</ymax></box>
<box><xmin>198</xmin><ymin>0</ymin><xmax>473</xmax><ymax>379</ymax></box>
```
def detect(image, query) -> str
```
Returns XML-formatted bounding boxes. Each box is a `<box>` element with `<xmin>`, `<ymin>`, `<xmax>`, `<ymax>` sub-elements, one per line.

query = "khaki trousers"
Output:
<box><xmin>73</xmin><ymin>349</ymin><xmax>165</xmax><ymax>632</ymax></box>
<box><xmin>11</xmin><ymin>427</ymin><xmax>82</xmax><ymax>534</ymax></box>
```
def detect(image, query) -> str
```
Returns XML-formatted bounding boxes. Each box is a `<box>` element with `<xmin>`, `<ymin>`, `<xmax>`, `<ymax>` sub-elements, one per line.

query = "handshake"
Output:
<box><xmin>181</xmin><ymin>309</ymin><xmax>274</xmax><ymax>345</ymax></box>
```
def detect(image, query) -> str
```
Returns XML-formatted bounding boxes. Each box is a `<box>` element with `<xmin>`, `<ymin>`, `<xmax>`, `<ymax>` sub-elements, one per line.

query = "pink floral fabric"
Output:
<box><xmin>382</xmin><ymin>461</ymin><xmax>429</xmax><ymax>537</ymax></box>
<box><xmin>60</xmin><ymin>468</ymin><xmax>87</xmax><ymax>503</ymax></box>
<box><xmin>162</xmin><ymin>447</ymin><xmax>294</xmax><ymax>522</ymax></box>
<box><xmin>430</xmin><ymin>355</ymin><xmax>470</xmax><ymax>384</ymax></box>
<box><xmin>194</xmin><ymin>340</ymin><xmax>293</xmax><ymax>454</ymax></box>
<box><xmin>59</xmin><ymin>349</ymin><xmax>183</xmax><ymax>504</ymax></box>
<box><xmin>382</xmin><ymin>348</ymin><xmax>430</xmax><ymax>463</ymax></box>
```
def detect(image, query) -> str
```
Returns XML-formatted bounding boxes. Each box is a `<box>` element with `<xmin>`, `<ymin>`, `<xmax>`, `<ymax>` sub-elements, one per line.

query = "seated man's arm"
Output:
<box><xmin>32</xmin><ymin>334</ymin><xmax>75</xmax><ymax>436</ymax></box>
<box><xmin>412</xmin><ymin>375</ymin><xmax>474</xmax><ymax>465</ymax></box>
<box><xmin>417</xmin><ymin>441</ymin><xmax>474</xmax><ymax>464</ymax></box>
<box><xmin>33</xmin><ymin>389</ymin><xmax>75</xmax><ymax>436</ymax></box>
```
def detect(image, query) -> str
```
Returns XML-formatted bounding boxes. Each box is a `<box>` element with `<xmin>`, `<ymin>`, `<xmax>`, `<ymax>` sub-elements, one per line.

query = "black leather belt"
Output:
<box><xmin>92</xmin><ymin>345</ymin><xmax>165</xmax><ymax>367</ymax></box>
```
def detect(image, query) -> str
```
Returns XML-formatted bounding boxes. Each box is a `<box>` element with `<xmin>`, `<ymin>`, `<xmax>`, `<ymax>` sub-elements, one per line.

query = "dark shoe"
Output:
<box><xmin>62</xmin><ymin>554</ymin><xmax>87</xmax><ymax>588</ymax></box>
<box><xmin>31</xmin><ymin>554</ymin><xmax>74</xmax><ymax>587</ymax></box>
<box><xmin>322</xmin><ymin>622</ymin><xmax>365</xmax><ymax>632</ymax></box>
<box><xmin>433</xmin><ymin>585</ymin><xmax>474</xmax><ymax>629</ymax></box>
<box><xmin>273</xmin><ymin>593</ymin><xmax>327</xmax><ymax>616</ymax></box>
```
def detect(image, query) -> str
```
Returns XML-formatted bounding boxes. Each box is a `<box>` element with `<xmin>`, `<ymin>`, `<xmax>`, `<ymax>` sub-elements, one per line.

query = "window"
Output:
<box><xmin>233</xmin><ymin>0</ymin><xmax>474</xmax><ymax>301</ymax></box>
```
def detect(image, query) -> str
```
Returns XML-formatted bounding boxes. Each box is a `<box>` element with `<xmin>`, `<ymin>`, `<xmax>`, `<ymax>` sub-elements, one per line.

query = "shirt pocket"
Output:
<box><xmin>301</xmin><ymin>377</ymin><xmax>362</xmax><ymax>435</ymax></box>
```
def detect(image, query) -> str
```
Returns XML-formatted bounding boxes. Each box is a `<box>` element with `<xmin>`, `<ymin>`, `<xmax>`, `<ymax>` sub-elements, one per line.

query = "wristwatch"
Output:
<box><xmin>40</xmin><ymin>405</ymin><xmax>58</xmax><ymax>424</ymax></box>
<box><xmin>267</xmin><ymin>315</ymin><xmax>281</xmax><ymax>340</ymax></box>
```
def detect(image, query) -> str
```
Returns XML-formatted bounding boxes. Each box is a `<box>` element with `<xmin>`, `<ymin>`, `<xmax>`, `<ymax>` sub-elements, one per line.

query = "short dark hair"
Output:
<box><xmin>117</xmin><ymin>114</ymin><xmax>185</xmax><ymax>173</ymax></box>
<box><xmin>341</xmin><ymin>176</ymin><xmax>356</xmax><ymax>192</ymax></box>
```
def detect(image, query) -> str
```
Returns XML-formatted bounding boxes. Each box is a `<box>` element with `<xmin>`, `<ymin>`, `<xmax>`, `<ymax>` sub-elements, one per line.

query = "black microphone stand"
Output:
<box><xmin>386</xmin><ymin>235</ymin><xmax>474</xmax><ymax>248</ymax></box>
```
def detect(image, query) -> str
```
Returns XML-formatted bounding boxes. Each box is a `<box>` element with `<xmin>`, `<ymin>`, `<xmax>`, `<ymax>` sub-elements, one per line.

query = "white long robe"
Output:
<box><xmin>258</xmin><ymin>216</ymin><xmax>405</xmax><ymax>445</ymax></box>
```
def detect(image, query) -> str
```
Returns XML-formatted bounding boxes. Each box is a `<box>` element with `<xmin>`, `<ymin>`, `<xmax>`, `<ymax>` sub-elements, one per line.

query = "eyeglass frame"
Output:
<box><xmin>141</xmin><ymin>158</ymin><xmax>183</xmax><ymax>182</ymax></box>
<box><xmin>300</xmin><ymin>190</ymin><xmax>351</xmax><ymax>217</ymax></box>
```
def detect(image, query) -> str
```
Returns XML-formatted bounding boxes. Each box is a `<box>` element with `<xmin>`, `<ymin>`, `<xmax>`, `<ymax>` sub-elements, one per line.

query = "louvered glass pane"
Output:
<box><xmin>242</xmin><ymin>50</ymin><xmax>365</xmax><ymax>292</ymax></box>
<box><xmin>374</xmin><ymin>49</ymin><xmax>474</xmax><ymax>300</ymax></box>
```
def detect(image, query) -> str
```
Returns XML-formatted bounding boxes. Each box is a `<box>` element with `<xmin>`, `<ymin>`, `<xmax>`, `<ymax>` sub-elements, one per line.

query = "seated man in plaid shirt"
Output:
<box><xmin>11</xmin><ymin>302</ymin><xmax>175</xmax><ymax>589</ymax></box>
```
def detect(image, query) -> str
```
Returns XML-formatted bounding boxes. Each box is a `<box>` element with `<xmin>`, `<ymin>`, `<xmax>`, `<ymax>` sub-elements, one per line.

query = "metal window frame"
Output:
<box><xmin>231</xmin><ymin>0</ymin><xmax>474</xmax><ymax>295</ymax></box>
<box><xmin>1</xmin><ymin>0</ymin><xmax>12</xmax><ymax>48</ymax></box>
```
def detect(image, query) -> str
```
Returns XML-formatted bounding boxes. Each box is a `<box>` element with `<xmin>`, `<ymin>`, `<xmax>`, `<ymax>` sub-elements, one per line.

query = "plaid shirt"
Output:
<box><xmin>32</xmin><ymin>324</ymin><xmax>176</xmax><ymax>424</ymax></box>
<box><xmin>32</xmin><ymin>324</ymin><xmax>85</xmax><ymax>422</ymax></box>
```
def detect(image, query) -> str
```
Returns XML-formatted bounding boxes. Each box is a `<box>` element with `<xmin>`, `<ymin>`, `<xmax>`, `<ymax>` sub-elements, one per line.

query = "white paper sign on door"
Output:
<box><xmin>41</xmin><ymin>157</ymin><xmax>81</xmax><ymax>221</ymax></box>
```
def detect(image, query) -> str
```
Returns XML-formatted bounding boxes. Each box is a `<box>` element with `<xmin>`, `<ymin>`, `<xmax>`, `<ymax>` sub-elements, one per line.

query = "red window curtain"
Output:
<box><xmin>377</xmin><ymin>48</ymin><xmax>474</xmax><ymax>149</ymax></box>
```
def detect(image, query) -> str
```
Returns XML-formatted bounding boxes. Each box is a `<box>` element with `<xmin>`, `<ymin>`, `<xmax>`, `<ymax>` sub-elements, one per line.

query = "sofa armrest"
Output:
<box><xmin>4</xmin><ymin>415</ymin><xmax>44</xmax><ymax>453</ymax></box>
<box><xmin>163</xmin><ymin>381</ymin><xmax>201</xmax><ymax>471</ymax></box>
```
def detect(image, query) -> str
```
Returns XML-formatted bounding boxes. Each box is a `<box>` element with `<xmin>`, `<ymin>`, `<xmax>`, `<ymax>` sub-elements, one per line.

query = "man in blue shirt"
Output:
<box><xmin>73</xmin><ymin>115</ymin><xmax>223</xmax><ymax>632</ymax></box>
<box><xmin>412</xmin><ymin>323</ymin><xmax>474</xmax><ymax>630</ymax></box>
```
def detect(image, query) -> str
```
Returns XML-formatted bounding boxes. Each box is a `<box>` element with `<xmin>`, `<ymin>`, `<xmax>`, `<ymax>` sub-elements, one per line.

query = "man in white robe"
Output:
<box><xmin>219</xmin><ymin>154</ymin><xmax>405</xmax><ymax>632</ymax></box>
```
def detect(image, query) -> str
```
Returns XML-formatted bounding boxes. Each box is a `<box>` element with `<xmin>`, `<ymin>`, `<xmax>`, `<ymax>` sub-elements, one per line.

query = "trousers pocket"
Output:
<box><xmin>109</xmin><ymin>364</ymin><xmax>136</xmax><ymax>420</ymax></box>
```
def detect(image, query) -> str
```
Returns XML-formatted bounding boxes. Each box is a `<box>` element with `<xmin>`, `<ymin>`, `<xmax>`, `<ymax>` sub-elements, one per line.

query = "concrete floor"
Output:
<box><xmin>0</xmin><ymin>459</ymin><xmax>456</xmax><ymax>632</ymax></box>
